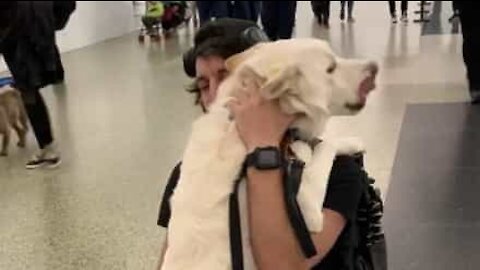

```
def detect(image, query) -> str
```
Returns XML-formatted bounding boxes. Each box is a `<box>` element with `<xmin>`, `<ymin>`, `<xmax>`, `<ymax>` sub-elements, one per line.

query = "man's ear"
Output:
<box><xmin>225</xmin><ymin>43</ymin><xmax>266</xmax><ymax>72</ymax></box>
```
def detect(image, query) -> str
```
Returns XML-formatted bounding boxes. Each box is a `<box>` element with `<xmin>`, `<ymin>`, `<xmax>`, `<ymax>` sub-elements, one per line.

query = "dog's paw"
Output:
<box><xmin>17</xmin><ymin>141</ymin><xmax>26</xmax><ymax>148</ymax></box>
<box><xmin>334</xmin><ymin>137</ymin><xmax>365</xmax><ymax>156</ymax></box>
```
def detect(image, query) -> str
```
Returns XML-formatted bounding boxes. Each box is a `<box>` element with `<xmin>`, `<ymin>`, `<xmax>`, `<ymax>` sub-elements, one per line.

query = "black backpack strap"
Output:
<box><xmin>283</xmin><ymin>159</ymin><xmax>318</xmax><ymax>258</ymax></box>
<box><xmin>229</xmin><ymin>158</ymin><xmax>318</xmax><ymax>270</ymax></box>
<box><xmin>229</xmin><ymin>166</ymin><xmax>246</xmax><ymax>270</ymax></box>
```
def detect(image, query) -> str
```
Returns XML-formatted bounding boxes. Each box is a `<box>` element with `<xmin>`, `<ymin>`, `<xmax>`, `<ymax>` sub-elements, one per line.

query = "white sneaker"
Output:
<box><xmin>391</xmin><ymin>16</ymin><xmax>398</xmax><ymax>24</ymax></box>
<box><xmin>26</xmin><ymin>144</ymin><xmax>61</xmax><ymax>170</ymax></box>
<box><xmin>401</xmin><ymin>14</ymin><xmax>408</xmax><ymax>23</ymax></box>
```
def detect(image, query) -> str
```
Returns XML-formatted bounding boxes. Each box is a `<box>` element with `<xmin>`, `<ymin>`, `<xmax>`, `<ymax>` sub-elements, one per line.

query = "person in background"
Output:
<box><xmin>197</xmin><ymin>1</ymin><xmax>260</xmax><ymax>26</ymax></box>
<box><xmin>457</xmin><ymin>2</ymin><xmax>480</xmax><ymax>104</ymax></box>
<box><xmin>142</xmin><ymin>1</ymin><xmax>164</xmax><ymax>37</ymax></box>
<box><xmin>340</xmin><ymin>1</ymin><xmax>355</xmax><ymax>22</ymax></box>
<box><xmin>311</xmin><ymin>1</ymin><xmax>331</xmax><ymax>28</ymax></box>
<box><xmin>231</xmin><ymin>1</ymin><xmax>261</xmax><ymax>23</ymax></box>
<box><xmin>0</xmin><ymin>1</ymin><xmax>69</xmax><ymax>169</ymax></box>
<box><xmin>196</xmin><ymin>1</ymin><xmax>229</xmax><ymax>25</ymax></box>
<box><xmin>449</xmin><ymin>1</ymin><xmax>460</xmax><ymax>23</ymax></box>
<box><xmin>261</xmin><ymin>1</ymin><xmax>297</xmax><ymax>40</ymax></box>
<box><xmin>388</xmin><ymin>1</ymin><xmax>408</xmax><ymax>23</ymax></box>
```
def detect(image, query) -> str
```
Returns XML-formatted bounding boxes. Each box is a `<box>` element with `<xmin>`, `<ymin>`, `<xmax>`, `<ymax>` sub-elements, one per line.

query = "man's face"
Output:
<box><xmin>195</xmin><ymin>55</ymin><xmax>229</xmax><ymax>110</ymax></box>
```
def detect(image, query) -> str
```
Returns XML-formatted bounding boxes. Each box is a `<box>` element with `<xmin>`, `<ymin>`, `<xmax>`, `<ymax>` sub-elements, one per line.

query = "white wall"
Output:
<box><xmin>1</xmin><ymin>1</ymin><xmax>142</xmax><ymax>74</ymax></box>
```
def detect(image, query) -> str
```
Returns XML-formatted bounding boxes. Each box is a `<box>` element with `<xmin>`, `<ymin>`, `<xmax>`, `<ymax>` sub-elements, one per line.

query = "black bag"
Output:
<box><xmin>352</xmin><ymin>155</ymin><xmax>388</xmax><ymax>270</ymax></box>
<box><xmin>53</xmin><ymin>1</ymin><xmax>76</xmax><ymax>30</ymax></box>
<box><xmin>229</xmin><ymin>150</ymin><xmax>387</xmax><ymax>270</ymax></box>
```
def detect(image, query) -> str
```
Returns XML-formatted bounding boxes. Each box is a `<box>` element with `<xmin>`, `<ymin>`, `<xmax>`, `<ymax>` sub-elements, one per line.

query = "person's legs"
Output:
<box><xmin>261</xmin><ymin>1</ymin><xmax>278</xmax><ymax>40</ymax></box>
<box><xmin>197</xmin><ymin>1</ymin><xmax>230</xmax><ymax>25</ymax></box>
<box><xmin>277</xmin><ymin>1</ymin><xmax>297</xmax><ymax>39</ymax></box>
<box><xmin>459</xmin><ymin>7</ymin><xmax>480</xmax><ymax>103</ymax></box>
<box><xmin>323</xmin><ymin>1</ymin><xmax>330</xmax><ymax>26</ymax></box>
<box><xmin>340</xmin><ymin>1</ymin><xmax>346</xmax><ymax>20</ymax></box>
<box><xmin>250</xmin><ymin>1</ymin><xmax>261</xmax><ymax>22</ymax></box>
<box><xmin>449</xmin><ymin>1</ymin><xmax>460</xmax><ymax>22</ymax></box>
<box><xmin>21</xmin><ymin>90</ymin><xmax>53</xmax><ymax>149</ymax></box>
<box><xmin>21</xmin><ymin>90</ymin><xmax>60</xmax><ymax>168</ymax></box>
<box><xmin>311</xmin><ymin>1</ymin><xmax>323</xmax><ymax>24</ymax></box>
<box><xmin>348</xmin><ymin>1</ymin><xmax>354</xmax><ymax>19</ymax></box>
<box><xmin>401</xmin><ymin>1</ymin><xmax>408</xmax><ymax>16</ymax></box>
<box><xmin>388</xmin><ymin>1</ymin><xmax>396</xmax><ymax>17</ymax></box>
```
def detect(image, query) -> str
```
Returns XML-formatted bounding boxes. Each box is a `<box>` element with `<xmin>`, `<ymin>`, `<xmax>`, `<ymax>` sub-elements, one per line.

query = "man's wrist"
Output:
<box><xmin>247</xmin><ymin>141</ymin><xmax>280</xmax><ymax>153</ymax></box>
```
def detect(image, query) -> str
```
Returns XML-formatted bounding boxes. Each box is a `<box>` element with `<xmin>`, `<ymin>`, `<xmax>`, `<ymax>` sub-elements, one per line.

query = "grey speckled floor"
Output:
<box><xmin>0</xmin><ymin>2</ymin><xmax>469</xmax><ymax>270</ymax></box>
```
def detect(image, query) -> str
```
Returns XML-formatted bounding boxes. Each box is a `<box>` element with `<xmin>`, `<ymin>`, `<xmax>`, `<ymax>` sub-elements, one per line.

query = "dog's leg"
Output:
<box><xmin>0</xmin><ymin>125</ymin><xmax>10</xmax><ymax>157</ymax></box>
<box><xmin>294</xmin><ymin>141</ymin><xmax>337</xmax><ymax>232</ymax></box>
<box><xmin>7</xmin><ymin>103</ymin><xmax>27</xmax><ymax>148</ymax></box>
<box><xmin>12</xmin><ymin>121</ymin><xmax>26</xmax><ymax>148</ymax></box>
<box><xmin>0</xmin><ymin>108</ymin><xmax>10</xmax><ymax>156</ymax></box>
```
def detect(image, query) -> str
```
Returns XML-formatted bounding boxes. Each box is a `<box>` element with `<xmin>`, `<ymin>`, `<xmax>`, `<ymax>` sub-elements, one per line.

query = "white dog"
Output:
<box><xmin>162</xmin><ymin>39</ymin><xmax>378</xmax><ymax>270</ymax></box>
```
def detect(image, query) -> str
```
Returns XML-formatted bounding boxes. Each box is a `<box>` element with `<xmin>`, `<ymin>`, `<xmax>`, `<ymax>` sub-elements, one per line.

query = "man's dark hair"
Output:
<box><xmin>184</xmin><ymin>18</ymin><xmax>268</xmax><ymax>109</ymax></box>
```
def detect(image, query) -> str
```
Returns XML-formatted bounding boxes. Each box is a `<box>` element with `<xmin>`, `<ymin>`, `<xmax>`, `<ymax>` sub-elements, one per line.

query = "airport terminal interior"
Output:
<box><xmin>1</xmin><ymin>1</ymin><xmax>478</xmax><ymax>269</ymax></box>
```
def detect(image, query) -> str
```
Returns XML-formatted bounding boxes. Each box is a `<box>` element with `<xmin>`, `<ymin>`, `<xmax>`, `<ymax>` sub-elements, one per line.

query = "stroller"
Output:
<box><xmin>139</xmin><ymin>1</ymin><xmax>191</xmax><ymax>42</ymax></box>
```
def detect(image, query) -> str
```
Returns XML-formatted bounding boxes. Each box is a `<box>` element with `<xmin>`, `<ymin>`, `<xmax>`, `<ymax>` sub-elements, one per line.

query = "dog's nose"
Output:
<box><xmin>366</xmin><ymin>62</ymin><xmax>379</xmax><ymax>77</ymax></box>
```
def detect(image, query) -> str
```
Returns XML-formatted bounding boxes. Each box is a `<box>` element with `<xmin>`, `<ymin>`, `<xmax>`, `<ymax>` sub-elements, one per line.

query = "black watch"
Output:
<box><xmin>246</xmin><ymin>146</ymin><xmax>283</xmax><ymax>170</ymax></box>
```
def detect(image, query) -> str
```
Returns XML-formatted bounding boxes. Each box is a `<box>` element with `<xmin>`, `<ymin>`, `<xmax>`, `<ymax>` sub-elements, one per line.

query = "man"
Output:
<box><xmin>457</xmin><ymin>2</ymin><xmax>480</xmax><ymax>104</ymax></box>
<box><xmin>0</xmin><ymin>2</ymin><xmax>62</xmax><ymax>169</ymax></box>
<box><xmin>158</xmin><ymin>19</ymin><xmax>364</xmax><ymax>269</ymax></box>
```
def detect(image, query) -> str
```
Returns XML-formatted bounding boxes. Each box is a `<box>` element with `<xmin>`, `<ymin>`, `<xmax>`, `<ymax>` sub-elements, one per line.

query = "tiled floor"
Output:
<box><xmin>0</xmin><ymin>1</ymin><xmax>471</xmax><ymax>269</ymax></box>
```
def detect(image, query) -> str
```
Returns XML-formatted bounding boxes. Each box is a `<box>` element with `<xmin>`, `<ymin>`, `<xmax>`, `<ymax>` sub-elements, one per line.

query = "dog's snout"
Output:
<box><xmin>366</xmin><ymin>62</ymin><xmax>379</xmax><ymax>77</ymax></box>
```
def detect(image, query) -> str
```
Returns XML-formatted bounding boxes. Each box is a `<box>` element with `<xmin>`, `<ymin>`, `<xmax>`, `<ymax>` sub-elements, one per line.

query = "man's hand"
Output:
<box><xmin>227</xmin><ymin>82</ymin><xmax>295</xmax><ymax>152</ymax></box>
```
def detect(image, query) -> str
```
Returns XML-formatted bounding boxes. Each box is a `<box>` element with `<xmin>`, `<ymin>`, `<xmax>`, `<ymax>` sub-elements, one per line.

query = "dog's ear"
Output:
<box><xmin>261</xmin><ymin>65</ymin><xmax>301</xmax><ymax>99</ymax></box>
<box><xmin>225</xmin><ymin>43</ymin><xmax>266</xmax><ymax>72</ymax></box>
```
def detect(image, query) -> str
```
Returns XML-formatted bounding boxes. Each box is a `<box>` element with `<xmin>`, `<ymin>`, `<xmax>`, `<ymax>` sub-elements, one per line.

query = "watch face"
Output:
<box><xmin>257</xmin><ymin>148</ymin><xmax>281</xmax><ymax>169</ymax></box>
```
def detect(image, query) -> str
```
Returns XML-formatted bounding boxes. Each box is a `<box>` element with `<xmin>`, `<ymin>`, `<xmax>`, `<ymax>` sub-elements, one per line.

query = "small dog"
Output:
<box><xmin>0</xmin><ymin>86</ymin><xmax>28</xmax><ymax>156</ymax></box>
<box><xmin>162</xmin><ymin>39</ymin><xmax>378</xmax><ymax>270</ymax></box>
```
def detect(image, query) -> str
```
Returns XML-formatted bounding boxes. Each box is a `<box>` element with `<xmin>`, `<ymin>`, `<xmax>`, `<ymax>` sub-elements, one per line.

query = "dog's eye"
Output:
<box><xmin>326</xmin><ymin>63</ymin><xmax>336</xmax><ymax>74</ymax></box>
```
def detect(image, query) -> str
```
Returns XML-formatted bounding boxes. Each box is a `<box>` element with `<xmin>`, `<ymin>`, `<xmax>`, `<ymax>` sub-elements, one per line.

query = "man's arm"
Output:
<box><xmin>156</xmin><ymin>236</ymin><xmax>168</xmax><ymax>270</ymax></box>
<box><xmin>247</xmin><ymin>169</ymin><xmax>347</xmax><ymax>270</ymax></box>
<box><xmin>307</xmin><ymin>209</ymin><xmax>346</xmax><ymax>267</ymax></box>
<box><xmin>247</xmin><ymin>168</ymin><xmax>309</xmax><ymax>270</ymax></box>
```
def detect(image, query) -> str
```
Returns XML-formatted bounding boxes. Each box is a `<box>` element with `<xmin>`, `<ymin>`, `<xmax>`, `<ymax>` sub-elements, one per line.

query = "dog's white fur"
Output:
<box><xmin>162</xmin><ymin>39</ymin><xmax>377</xmax><ymax>270</ymax></box>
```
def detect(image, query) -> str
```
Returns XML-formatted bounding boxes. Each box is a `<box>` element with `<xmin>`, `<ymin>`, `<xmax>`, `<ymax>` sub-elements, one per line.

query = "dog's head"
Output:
<box><xmin>215</xmin><ymin>39</ymin><xmax>378</xmax><ymax>138</ymax></box>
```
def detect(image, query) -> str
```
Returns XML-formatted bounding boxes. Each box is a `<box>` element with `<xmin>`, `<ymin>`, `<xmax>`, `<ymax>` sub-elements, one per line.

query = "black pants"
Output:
<box><xmin>459</xmin><ymin>3</ymin><xmax>480</xmax><ymax>92</ymax></box>
<box><xmin>341</xmin><ymin>1</ymin><xmax>354</xmax><ymax>17</ymax></box>
<box><xmin>452</xmin><ymin>1</ymin><xmax>459</xmax><ymax>13</ymax></box>
<box><xmin>388</xmin><ymin>1</ymin><xmax>408</xmax><ymax>17</ymax></box>
<box><xmin>21</xmin><ymin>90</ymin><xmax>53</xmax><ymax>149</ymax></box>
<box><xmin>311</xmin><ymin>1</ymin><xmax>330</xmax><ymax>23</ymax></box>
<box><xmin>261</xmin><ymin>1</ymin><xmax>297</xmax><ymax>40</ymax></box>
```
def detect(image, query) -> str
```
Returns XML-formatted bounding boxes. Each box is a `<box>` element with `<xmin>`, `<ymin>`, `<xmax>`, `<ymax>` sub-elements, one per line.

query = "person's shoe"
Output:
<box><xmin>401</xmin><ymin>13</ymin><xmax>408</xmax><ymax>23</ymax></box>
<box><xmin>391</xmin><ymin>15</ymin><xmax>398</xmax><ymax>24</ymax></box>
<box><xmin>348</xmin><ymin>16</ymin><xmax>355</xmax><ymax>23</ymax></box>
<box><xmin>26</xmin><ymin>144</ymin><xmax>61</xmax><ymax>170</ymax></box>
<box><xmin>340</xmin><ymin>10</ymin><xmax>345</xmax><ymax>21</ymax></box>
<box><xmin>471</xmin><ymin>91</ymin><xmax>480</xmax><ymax>105</ymax></box>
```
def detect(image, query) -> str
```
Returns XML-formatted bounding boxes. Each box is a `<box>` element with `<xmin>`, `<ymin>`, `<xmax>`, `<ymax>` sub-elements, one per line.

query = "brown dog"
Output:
<box><xmin>0</xmin><ymin>86</ymin><xmax>28</xmax><ymax>156</ymax></box>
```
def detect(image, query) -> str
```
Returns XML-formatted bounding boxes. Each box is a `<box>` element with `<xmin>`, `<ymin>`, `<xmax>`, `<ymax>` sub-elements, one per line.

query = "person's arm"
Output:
<box><xmin>156</xmin><ymin>236</ymin><xmax>168</xmax><ymax>270</ymax></box>
<box><xmin>307</xmin><ymin>209</ymin><xmax>346</xmax><ymax>267</ymax></box>
<box><xmin>228</xmin><ymin>88</ymin><xmax>307</xmax><ymax>269</ymax></box>
<box><xmin>247</xmin><ymin>167</ymin><xmax>309</xmax><ymax>270</ymax></box>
